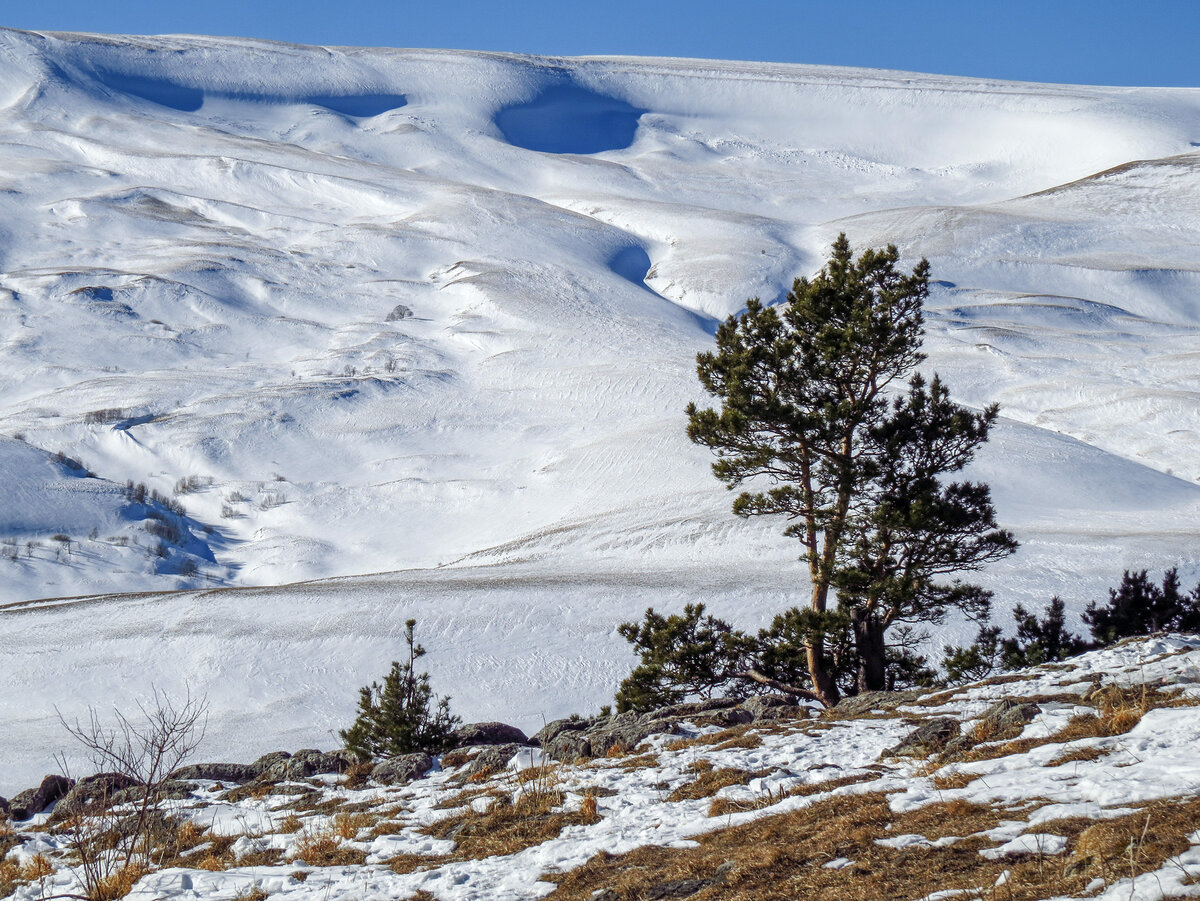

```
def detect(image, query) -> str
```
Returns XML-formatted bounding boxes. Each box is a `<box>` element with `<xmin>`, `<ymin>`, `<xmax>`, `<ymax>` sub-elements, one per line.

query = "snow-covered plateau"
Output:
<box><xmin>1</xmin><ymin>29</ymin><xmax>1199</xmax><ymax>796</ymax></box>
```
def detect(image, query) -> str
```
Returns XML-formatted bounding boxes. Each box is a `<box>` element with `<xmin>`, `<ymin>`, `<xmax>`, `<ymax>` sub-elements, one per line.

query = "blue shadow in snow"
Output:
<box><xmin>98</xmin><ymin>71</ymin><xmax>406</xmax><ymax>117</ymax></box>
<box><xmin>496</xmin><ymin>84</ymin><xmax>646</xmax><ymax>154</ymax></box>
<box><xmin>609</xmin><ymin>245</ymin><xmax>652</xmax><ymax>288</ymax></box>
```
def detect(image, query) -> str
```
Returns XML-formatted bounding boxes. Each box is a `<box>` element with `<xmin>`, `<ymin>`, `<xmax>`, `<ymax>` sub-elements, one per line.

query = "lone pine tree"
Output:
<box><xmin>687</xmin><ymin>234</ymin><xmax>1016</xmax><ymax>704</ymax></box>
<box><xmin>341</xmin><ymin>619</ymin><xmax>460</xmax><ymax>758</ymax></box>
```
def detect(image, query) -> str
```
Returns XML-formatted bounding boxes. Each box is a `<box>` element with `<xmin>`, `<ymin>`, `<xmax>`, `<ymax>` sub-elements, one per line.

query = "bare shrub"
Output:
<box><xmin>56</xmin><ymin>689</ymin><xmax>207</xmax><ymax>900</ymax></box>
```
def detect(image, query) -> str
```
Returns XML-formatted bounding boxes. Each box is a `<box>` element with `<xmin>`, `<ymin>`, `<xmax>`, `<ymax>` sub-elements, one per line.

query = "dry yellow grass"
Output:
<box><xmin>231</xmin><ymin>886</ymin><xmax>270</xmax><ymax>901</ymax></box>
<box><xmin>543</xmin><ymin>787</ymin><xmax>1200</xmax><ymax>901</ymax></box>
<box><xmin>278</xmin><ymin>813</ymin><xmax>304</xmax><ymax>833</ymax></box>
<box><xmin>332</xmin><ymin>811</ymin><xmax>374</xmax><ymax>841</ymax></box>
<box><xmin>91</xmin><ymin>863</ymin><xmax>150</xmax><ymax>901</ymax></box>
<box><xmin>667</xmin><ymin>767</ymin><xmax>764</xmax><ymax>803</ymax></box>
<box><xmin>291</xmin><ymin>827</ymin><xmax>368</xmax><ymax>867</ymax></box>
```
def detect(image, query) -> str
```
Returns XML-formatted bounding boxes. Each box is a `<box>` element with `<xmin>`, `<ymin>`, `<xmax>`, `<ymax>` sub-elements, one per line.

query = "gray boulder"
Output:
<box><xmin>11</xmin><ymin>774</ymin><xmax>74</xmax><ymax>820</ymax></box>
<box><xmin>0</xmin><ymin>795</ymin><xmax>9</xmax><ymax>818</ymax></box>
<box><xmin>834</xmin><ymin>689</ymin><xmax>924</xmax><ymax>718</ymax></box>
<box><xmin>262</xmin><ymin>748</ymin><xmax>359</xmax><ymax>781</ymax></box>
<box><xmin>50</xmin><ymin>773</ymin><xmax>142</xmax><ymax>821</ymax></box>
<box><xmin>452</xmin><ymin>722</ymin><xmax>529</xmax><ymax>748</ymax></box>
<box><xmin>466</xmin><ymin>743</ymin><xmax>524</xmax><ymax>776</ymax></box>
<box><xmin>372</xmin><ymin>753</ymin><xmax>433</xmax><ymax>786</ymax></box>
<box><xmin>977</xmin><ymin>699</ymin><xmax>1040</xmax><ymax>736</ymax></box>
<box><xmin>386</xmin><ymin>304</ymin><xmax>413</xmax><ymax>321</ymax></box>
<box><xmin>886</xmin><ymin>717</ymin><xmax>961</xmax><ymax>758</ymax></box>
<box><xmin>170</xmin><ymin>762</ymin><xmax>259</xmax><ymax>784</ymax></box>
<box><xmin>742</xmin><ymin>695</ymin><xmax>801</xmax><ymax>722</ymax></box>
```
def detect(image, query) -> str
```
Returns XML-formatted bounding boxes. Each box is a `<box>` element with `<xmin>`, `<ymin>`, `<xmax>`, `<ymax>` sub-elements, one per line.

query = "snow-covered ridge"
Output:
<box><xmin>2</xmin><ymin>30</ymin><xmax>1200</xmax><ymax>794</ymax></box>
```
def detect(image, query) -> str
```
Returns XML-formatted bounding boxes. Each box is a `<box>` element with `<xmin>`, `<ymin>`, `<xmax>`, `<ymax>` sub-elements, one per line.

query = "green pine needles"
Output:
<box><xmin>340</xmin><ymin>619</ymin><xmax>460</xmax><ymax>759</ymax></box>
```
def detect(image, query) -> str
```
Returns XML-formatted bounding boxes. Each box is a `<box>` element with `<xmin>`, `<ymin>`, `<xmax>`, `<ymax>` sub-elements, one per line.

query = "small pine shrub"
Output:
<box><xmin>340</xmin><ymin>620</ymin><xmax>460</xmax><ymax>758</ymax></box>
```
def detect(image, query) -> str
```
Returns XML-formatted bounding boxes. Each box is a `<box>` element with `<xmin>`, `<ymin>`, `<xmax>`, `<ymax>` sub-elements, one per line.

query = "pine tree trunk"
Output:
<box><xmin>853</xmin><ymin>610</ymin><xmax>887</xmax><ymax>694</ymax></box>
<box><xmin>807</xmin><ymin>581</ymin><xmax>841</xmax><ymax>707</ymax></box>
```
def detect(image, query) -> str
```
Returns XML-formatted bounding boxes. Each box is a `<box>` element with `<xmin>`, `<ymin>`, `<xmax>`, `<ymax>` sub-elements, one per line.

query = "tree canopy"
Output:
<box><xmin>686</xmin><ymin>234</ymin><xmax>1016</xmax><ymax>704</ymax></box>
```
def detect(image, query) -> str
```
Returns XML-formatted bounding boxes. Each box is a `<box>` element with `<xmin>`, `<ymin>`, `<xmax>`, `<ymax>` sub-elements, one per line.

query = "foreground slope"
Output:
<box><xmin>2</xmin><ymin>30</ymin><xmax>1200</xmax><ymax>790</ymax></box>
<box><xmin>4</xmin><ymin>636</ymin><xmax>1200</xmax><ymax>901</ymax></box>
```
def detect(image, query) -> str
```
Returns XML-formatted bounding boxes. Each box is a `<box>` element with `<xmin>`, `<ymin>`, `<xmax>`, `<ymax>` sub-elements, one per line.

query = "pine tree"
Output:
<box><xmin>615</xmin><ymin>604</ymin><xmax>755</xmax><ymax>713</ymax></box>
<box><xmin>1083</xmin><ymin>568</ymin><xmax>1200</xmax><ymax>644</ymax></box>
<box><xmin>1000</xmin><ymin>596</ymin><xmax>1087</xmax><ymax>668</ymax></box>
<box><xmin>687</xmin><ymin>234</ymin><xmax>1015</xmax><ymax>703</ymax></box>
<box><xmin>340</xmin><ymin>619</ymin><xmax>460</xmax><ymax>758</ymax></box>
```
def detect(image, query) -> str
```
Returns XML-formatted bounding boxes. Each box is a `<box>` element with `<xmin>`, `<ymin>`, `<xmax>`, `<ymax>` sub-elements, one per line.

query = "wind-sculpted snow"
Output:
<box><xmin>1</xmin><ymin>28</ymin><xmax>1200</xmax><ymax>791</ymax></box>
<box><xmin>495</xmin><ymin>83</ymin><xmax>645</xmax><ymax>153</ymax></box>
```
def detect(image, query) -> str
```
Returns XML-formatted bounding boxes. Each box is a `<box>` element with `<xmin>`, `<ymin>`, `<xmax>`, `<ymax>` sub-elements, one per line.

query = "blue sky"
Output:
<box><xmin>4</xmin><ymin>0</ymin><xmax>1197</xmax><ymax>87</ymax></box>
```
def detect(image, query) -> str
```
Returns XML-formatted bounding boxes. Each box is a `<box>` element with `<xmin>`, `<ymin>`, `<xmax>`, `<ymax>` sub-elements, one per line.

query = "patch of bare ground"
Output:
<box><xmin>542</xmin><ymin>792</ymin><xmax>1200</xmax><ymax>901</ymax></box>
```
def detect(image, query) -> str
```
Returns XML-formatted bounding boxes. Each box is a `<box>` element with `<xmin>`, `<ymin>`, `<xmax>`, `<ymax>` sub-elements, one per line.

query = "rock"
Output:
<box><xmin>977</xmin><ymin>699</ymin><xmax>1040</xmax><ymax>737</ymax></box>
<box><xmin>371</xmin><ymin>753</ymin><xmax>433</xmax><ymax>786</ymax></box>
<box><xmin>544</xmin><ymin>729</ymin><xmax>593</xmax><ymax>762</ymax></box>
<box><xmin>645</xmin><ymin>878</ymin><xmax>716</xmax><ymax>899</ymax></box>
<box><xmin>11</xmin><ymin>774</ymin><xmax>74</xmax><ymax>820</ymax></box>
<box><xmin>263</xmin><ymin>748</ymin><xmax>359</xmax><ymax>781</ymax></box>
<box><xmin>50</xmin><ymin>773</ymin><xmax>142</xmax><ymax>821</ymax></box>
<box><xmin>170</xmin><ymin>762</ymin><xmax>259</xmax><ymax>784</ymax></box>
<box><xmin>466</xmin><ymin>743</ymin><xmax>524</xmax><ymax>776</ymax></box>
<box><xmin>250</xmin><ymin>751</ymin><xmax>292</xmax><ymax>774</ymax></box>
<box><xmin>530</xmin><ymin>715</ymin><xmax>601</xmax><ymax>748</ymax></box>
<box><xmin>451</xmin><ymin>722</ymin><xmax>529</xmax><ymax>748</ymax></box>
<box><xmin>886</xmin><ymin>717</ymin><xmax>961</xmax><ymax>758</ymax></box>
<box><xmin>0</xmin><ymin>795</ymin><xmax>8</xmax><ymax>818</ymax></box>
<box><xmin>741</xmin><ymin>695</ymin><xmax>801</xmax><ymax>722</ymax></box>
<box><xmin>834</xmin><ymin>689</ymin><xmax>924</xmax><ymax>717</ymax></box>
<box><xmin>386</xmin><ymin>303</ymin><xmax>413</xmax><ymax>321</ymax></box>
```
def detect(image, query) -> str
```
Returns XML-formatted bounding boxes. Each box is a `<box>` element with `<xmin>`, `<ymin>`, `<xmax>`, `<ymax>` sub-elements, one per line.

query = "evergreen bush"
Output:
<box><xmin>340</xmin><ymin>620</ymin><xmax>460</xmax><ymax>758</ymax></box>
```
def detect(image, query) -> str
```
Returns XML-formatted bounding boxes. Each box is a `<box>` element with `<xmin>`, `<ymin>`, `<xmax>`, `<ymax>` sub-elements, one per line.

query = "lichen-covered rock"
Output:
<box><xmin>170</xmin><ymin>762</ymin><xmax>259</xmax><ymax>783</ymax></box>
<box><xmin>834</xmin><ymin>690</ymin><xmax>924</xmax><ymax>718</ymax></box>
<box><xmin>11</xmin><ymin>774</ymin><xmax>74</xmax><ymax>820</ymax></box>
<box><xmin>371</xmin><ymin>753</ymin><xmax>433</xmax><ymax>786</ymax></box>
<box><xmin>50</xmin><ymin>772</ymin><xmax>142</xmax><ymax>821</ymax></box>
<box><xmin>451</xmin><ymin>722</ymin><xmax>529</xmax><ymax>748</ymax></box>
<box><xmin>741</xmin><ymin>695</ymin><xmax>801</xmax><ymax>722</ymax></box>
<box><xmin>886</xmin><ymin>717</ymin><xmax>961</xmax><ymax>757</ymax></box>
<box><xmin>465</xmin><ymin>743</ymin><xmax>524</xmax><ymax>775</ymax></box>
<box><xmin>531</xmin><ymin>715</ymin><xmax>601</xmax><ymax>748</ymax></box>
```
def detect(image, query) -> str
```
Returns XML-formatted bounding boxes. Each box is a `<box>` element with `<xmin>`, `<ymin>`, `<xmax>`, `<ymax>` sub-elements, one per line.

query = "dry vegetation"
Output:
<box><xmin>543</xmin><ymin>791</ymin><xmax>1200</xmax><ymax>900</ymax></box>
<box><xmin>422</xmin><ymin>764</ymin><xmax>601</xmax><ymax>860</ymax></box>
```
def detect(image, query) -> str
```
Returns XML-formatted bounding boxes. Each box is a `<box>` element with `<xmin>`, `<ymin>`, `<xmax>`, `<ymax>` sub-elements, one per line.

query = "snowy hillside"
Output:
<box><xmin>2</xmin><ymin>29</ymin><xmax>1200</xmax><ymax>793</ymax></box>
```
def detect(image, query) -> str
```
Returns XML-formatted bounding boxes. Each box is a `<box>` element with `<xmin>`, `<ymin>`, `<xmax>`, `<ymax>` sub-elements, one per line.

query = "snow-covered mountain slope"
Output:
<box><xmin>2</xmin><ymin>29</ymin><xmax>1200</xmax><ymax>793</ymax></box>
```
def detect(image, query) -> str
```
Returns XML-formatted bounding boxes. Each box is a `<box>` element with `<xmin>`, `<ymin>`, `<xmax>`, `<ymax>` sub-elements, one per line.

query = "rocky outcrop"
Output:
<box><xmin>260</xmin><ymin>749</ymin><xmax>359</xmax><ymax>781</ymax></box>
<box><xmin>533</xmin><ymin>696</ymin><xmax>801</xmax><ymax>762</ymax></box>
<box><xmin>451</xmin><ymin>722</ymin><xmax>529</xmax><ymax>748</ymax></box>
<box><xmin>10</xmin><ymin>774</ymin><xmax>74</xmax><ymax>820</ymax></box>
<box><xmin>371</xmin><ymin>753</ymin><xmax>433</xmax><ymax>786</ymax></box>
<box><xmin>170</xmin><ymin>762</ymin><xmax>260</xmax><ymax>783</ymax></box>
<box><xmin>49</xmin><ymin>772</ymin><xmax>142</xmax><ymax>822</ymax></box>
